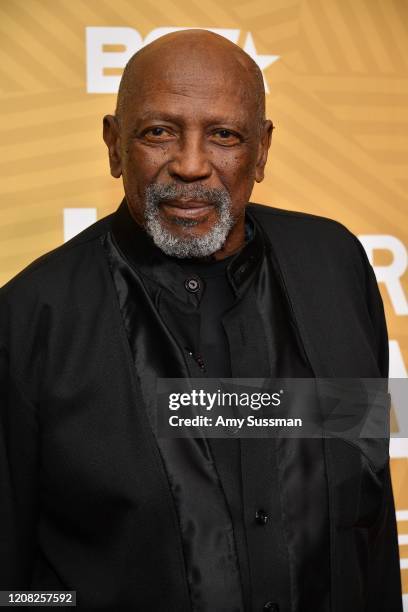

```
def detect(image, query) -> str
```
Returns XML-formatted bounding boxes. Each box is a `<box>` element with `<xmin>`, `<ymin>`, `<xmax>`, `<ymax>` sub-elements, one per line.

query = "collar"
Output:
<box><xmin>110</xmin><ymin>198</ymin><xmax>266</xmax><ymax>305</ymax></box>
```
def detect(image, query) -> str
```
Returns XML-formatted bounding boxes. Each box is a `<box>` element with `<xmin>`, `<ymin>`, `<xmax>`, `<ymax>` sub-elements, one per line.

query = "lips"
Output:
<box><xmin>162</xmin><ymin>199</ymin><xmax>213</xmax><ymax>209</ymax></box>
<box><xmin>161</xmin><ymin>200</ymin><xmax>214</xmax><ymax>219</ymax></box>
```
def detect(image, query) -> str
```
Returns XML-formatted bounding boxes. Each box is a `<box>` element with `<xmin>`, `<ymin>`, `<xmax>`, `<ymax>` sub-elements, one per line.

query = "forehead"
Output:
<box><xmin>120</xmin><ymin>52</ymin><xmax>259</xmax><ymax>127</ymax></box>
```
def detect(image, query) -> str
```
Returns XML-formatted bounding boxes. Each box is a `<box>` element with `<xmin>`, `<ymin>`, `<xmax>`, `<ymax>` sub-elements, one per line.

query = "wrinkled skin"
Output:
<box><xmin>103</xmin><ymin>29</ymin><xmax>273</xmax><ymax>260</ymax></box>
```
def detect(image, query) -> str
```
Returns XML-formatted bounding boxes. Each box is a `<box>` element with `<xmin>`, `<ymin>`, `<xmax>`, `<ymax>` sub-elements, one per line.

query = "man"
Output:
<box><xmin>0</xmin><ymin>29</ymin><xmax>402</xmax><ymax>611</ymax></box>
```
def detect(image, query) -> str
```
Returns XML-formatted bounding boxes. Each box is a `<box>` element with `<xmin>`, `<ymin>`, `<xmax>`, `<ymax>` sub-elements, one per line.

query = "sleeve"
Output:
<box><xmin>358</xmin><ymin>238</ymin><xmax>389</xmax><ymax>379</ymax></box>
<box><xmin>354</xmin><ymin>238</ymin><xmax>403</xmax><ymax>611</ymax></box>
<box><xmin>365</xmin><ymin>462</ymin><xmax>403</xmax><ymax>611</ymax></box>
<box><xmin>0</xmin><ymin>345</ymin><xmax>40</xmax><ymax>589</ymax></box>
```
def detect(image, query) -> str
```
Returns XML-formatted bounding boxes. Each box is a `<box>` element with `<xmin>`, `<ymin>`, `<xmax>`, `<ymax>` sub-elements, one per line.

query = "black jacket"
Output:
<box><xmin>0</xmin><ymin>201</ymin><xmax>402</xmax><ymax>611</ymax></box>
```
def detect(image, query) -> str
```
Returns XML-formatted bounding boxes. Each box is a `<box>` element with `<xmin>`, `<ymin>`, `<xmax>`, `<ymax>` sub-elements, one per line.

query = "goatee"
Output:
<box><xmin>143</xmin><ymin>183</ymin><xmax>235</xmax><ymax>258</ymax></box>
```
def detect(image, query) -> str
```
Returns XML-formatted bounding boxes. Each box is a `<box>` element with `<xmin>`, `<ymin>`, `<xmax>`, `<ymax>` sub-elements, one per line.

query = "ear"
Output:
<box><xmin>255</xmin><ymin>120</ymin><xmax>274</xmax><ymax>183</ymax></box>
<box><xmin>103</xmin><ymin>115</ymin><xmax>122</xmax><ymax>179</ymax></box>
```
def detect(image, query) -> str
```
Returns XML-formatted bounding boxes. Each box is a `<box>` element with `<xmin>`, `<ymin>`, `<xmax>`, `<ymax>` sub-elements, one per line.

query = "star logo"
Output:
<box><xmin>242</xmin><ymin>32</ymin><xmax>279</xmax><ymax>94</ymax></box>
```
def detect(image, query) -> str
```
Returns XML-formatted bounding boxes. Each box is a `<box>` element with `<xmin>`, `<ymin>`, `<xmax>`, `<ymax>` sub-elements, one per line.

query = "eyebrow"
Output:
<box><xmin>136</xmin><ymin>111</ymin><xmax>247</xmax><ymax>130</ymax></box>
<box><xmin>138</xmin><ymin>111</ymin><xmax>184</xmax><ymax>123</ymax></box>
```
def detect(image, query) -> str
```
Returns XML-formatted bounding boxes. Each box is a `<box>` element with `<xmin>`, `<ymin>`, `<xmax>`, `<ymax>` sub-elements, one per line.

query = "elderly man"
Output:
<box><xmin>0</xmin><ymin>29</ymin><xmax>402</xmax><ymax>612</ymax></box>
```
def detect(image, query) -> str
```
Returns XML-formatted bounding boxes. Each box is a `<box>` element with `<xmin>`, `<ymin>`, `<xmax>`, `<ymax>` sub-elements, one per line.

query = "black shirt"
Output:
<box><xmin>176</xmin><ymin>252</ymin><xmax>236</xmax><ymax>377</ymax></box>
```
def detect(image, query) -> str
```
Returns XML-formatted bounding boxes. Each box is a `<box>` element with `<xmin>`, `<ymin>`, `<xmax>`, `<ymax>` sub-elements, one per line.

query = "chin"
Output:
<box><xmin>164</xmin><ymin>216</ymin><xmax>215</xmax><ymax>235</ymax></box>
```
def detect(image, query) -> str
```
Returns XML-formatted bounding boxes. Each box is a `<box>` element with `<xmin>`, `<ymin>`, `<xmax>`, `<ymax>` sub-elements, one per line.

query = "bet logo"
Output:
<box><xmin>86</xmin><ymin>26</ymin><xmax>279</xmax><ymax>94</ymax></box>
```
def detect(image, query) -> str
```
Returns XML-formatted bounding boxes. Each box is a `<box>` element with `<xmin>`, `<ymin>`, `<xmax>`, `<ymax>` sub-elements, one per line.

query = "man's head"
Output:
<box><xmin>103</xmin><ymin>29</ymin><xmax>273</xmax><ymax>259</ymax></box>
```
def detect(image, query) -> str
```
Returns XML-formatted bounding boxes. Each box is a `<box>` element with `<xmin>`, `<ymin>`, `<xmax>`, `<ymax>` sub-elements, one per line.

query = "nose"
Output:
<box><xmin>167</xmin><ymin>132</ymin><xmax>212</xmax><ymax>182</ymax></box>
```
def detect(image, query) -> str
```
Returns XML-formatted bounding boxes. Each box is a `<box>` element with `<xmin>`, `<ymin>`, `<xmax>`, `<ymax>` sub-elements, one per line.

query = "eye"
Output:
<box><xmin>142</xmin><ymin>126</ymin><xmax>173</xmax><ymax>141</ymax></box>
<box><xmin>212</xmin><ymin>129</ymin><xmax>241</xmax><ymax>145</ymax></box>
<box><xmin>149</xmin><ymin>127</ymin><xmax>166</xmax><ymax>136</ymax></box>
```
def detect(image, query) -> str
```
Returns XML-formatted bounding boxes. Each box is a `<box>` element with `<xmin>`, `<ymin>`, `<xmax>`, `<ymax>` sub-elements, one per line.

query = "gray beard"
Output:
<box><xmin>143</xmin><ymin>183</ymin><xmax>235</xmax><ymax>258</ymax></box>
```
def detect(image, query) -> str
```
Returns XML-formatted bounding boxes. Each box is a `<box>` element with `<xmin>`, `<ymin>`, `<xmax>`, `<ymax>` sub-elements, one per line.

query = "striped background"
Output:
<box><xmin>1</xmin><ymin>0</ymin><xmax>407</xmax><ymax>602</ymax></box>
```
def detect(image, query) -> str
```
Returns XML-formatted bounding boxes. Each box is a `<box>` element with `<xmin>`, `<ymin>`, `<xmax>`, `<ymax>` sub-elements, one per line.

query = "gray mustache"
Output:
<box><xmin>145</xmin><ymin>183</ymin><xmax>230</xmax><ymax>206</ymax></box>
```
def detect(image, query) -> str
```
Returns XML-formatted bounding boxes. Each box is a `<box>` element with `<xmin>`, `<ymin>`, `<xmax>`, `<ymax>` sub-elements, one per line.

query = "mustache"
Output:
<box><xmin>145</xmin><ymin>183</ymin><xmax>230</xmax><ymax>207</ymax></box>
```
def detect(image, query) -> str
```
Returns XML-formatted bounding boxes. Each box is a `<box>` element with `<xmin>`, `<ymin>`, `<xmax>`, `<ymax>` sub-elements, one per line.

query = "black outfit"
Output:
<box><xmin>0</xmin><ymin>200</ymin><xmax>402</xmax><ymax>611</ymax></box>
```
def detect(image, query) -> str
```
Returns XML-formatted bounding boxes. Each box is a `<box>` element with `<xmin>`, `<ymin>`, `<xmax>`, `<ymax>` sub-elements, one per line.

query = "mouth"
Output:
<box><xmin>160</xmin><ymin>200</ymin><xmax>214</xmax><ymax>219</ymax></box>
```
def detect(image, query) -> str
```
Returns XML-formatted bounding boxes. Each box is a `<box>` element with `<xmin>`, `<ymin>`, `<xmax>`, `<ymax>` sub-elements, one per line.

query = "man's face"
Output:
<box><xmin>104</xmin><ymin>45</ymin><xmax>272</xmax><ymax>259</ymax></box>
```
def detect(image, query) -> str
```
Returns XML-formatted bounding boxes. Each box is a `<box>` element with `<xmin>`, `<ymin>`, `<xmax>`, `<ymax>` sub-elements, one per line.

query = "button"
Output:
<box><xmin>234</xmin><ymin>263</ymin><xmax>248</xmax><ymax>282</ymax></box>
<box><xmin>263</xmin><ymin>603</ymin><xmax>279</xmax><ymax>611</ymax></box>
<box><xmin>184</xmin><ymin>277</ymin><xmax>200</xmax><ymax>293</ymax></box>
<box><xmin>255</xmin><ymin>509</ymin><xmax>269</xmax><ymax>525</ymax></box>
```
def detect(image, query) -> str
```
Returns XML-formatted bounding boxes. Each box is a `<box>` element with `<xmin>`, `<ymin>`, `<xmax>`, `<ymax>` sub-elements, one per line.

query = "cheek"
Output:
<box><xmin>128</xmin><ymin>141</ymin><xmax>169</xmax><ymax>171</ymax></box>
<box><xmin>216</xmin><ymin>154</ymin><xmax>257</xmax><ymax>196</ymax></box>
<box><xmin>214</xmin><ymin>143</ymin><xmax>257</xmax><ymax>172</ymax></box>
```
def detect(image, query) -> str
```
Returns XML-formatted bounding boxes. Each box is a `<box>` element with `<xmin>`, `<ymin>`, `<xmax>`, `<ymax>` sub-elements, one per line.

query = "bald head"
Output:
<box><xmin>115</xmin><ymin>29</ymin><xmax>266</xmax><ymax>132</ymax></box>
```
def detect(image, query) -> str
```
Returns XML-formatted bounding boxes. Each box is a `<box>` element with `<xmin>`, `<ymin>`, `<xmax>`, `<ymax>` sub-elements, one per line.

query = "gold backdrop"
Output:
<box><xmin>1</xmin><ymin>0</ymin><xmax>407</xmax><ymax>602</ymax></box>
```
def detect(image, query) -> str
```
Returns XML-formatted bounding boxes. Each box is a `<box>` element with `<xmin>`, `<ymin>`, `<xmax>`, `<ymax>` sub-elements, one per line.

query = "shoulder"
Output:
<box><xmin>247</xmin><ymin>202</ymin><xmax>375</xmax><ymax>301</ymax></box>
<box><xmin>0</xmin><ymin>212</ymin><xmax>118</xmax><ymax>385</ymax></box>
<box><xmin>0</xmin><ymin>213</ymin><xmax>116</xmax><ymax>342</ymax></box>
<box><xmin>248</xmin><ymin>201</ymin><xmax>355</xmax><ymax>240</ymax></box>
<box><xmin>248</xmin><ymin>201</ymin><xmax>365</xmax><ymax>264</ymax></box>
<box><xmin>0</xmin><ymin>212</ymin><xmax>114</xmax><ymax>302</ymax></box>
